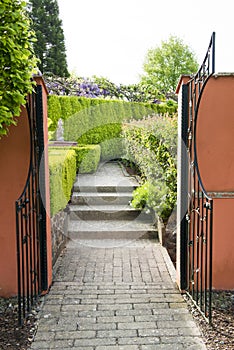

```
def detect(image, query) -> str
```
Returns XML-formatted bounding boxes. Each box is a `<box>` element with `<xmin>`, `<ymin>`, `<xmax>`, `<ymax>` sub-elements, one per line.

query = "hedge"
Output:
<box><xmin>47</xmin><ymin>95</ymin><xmax>177</xmax><ymax>132</ymax></box>
<box><xmin>48</xmin><ymin>148</ymin><xmax>76</xmax><ymax>216</ymax></box>
<box><xmin>47</xmin><ymin>95</ymin><xmax>177</xmax><ymax>160</ymax></box>
<box><xmin>73</xmin><ymin>145</ymin><xmax>101</xmax><ymax>173</ymax></box>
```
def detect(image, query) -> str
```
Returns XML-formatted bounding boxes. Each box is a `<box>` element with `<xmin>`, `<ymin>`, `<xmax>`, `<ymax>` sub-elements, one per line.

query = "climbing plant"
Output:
<box><xmin>0</xmin><ymin>0</ymin><xmax>38</xmax><ymax>138</ymax></box>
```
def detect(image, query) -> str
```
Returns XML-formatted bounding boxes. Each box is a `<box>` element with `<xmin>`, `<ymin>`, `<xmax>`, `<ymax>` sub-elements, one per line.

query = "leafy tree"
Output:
<box><xmin>28</xmin><ymin>0</ymin><xmax>69</xmax><ymax>77</ymax></box>
<box><xmin>0</xmin><ymin>0</ymin><xmax>38</xmax><ymax>137</ymax></box>
<box><xmin>142</xmin><ymin>35</ymin><xmax>199</xmax><ymax>94</ymax></box>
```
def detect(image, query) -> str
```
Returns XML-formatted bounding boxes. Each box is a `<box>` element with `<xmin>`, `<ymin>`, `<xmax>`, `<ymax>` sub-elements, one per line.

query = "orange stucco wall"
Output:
<box><xmin>196</xmin><ymin>74</ymin><xmax>234</xmax><ymax>290</ymax></box>
<box><xmin>0</xmin><ymin>107</ymin><xmax>30</xmax><ymax>297</ymax></box>
<box><xmin>212</xmin><ymin>198</ymin><xmax>234</xmax><ymax>289</ymax></box>
<box><xmin>196</xmin><ymin>74</ymin><xmax>234</xmax><ymax>192</ymax></box>
<box><xmin>0</xmin><ymin>77</ymin><xmax>52</xmax><ymax>297</ymax></box>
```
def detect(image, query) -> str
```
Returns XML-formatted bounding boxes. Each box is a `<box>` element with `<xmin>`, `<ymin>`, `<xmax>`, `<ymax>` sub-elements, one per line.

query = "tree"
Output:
<box><xmin>0</xmin><ymin>0</ymin><xmax>38</xmax><ymax>137</ymax></box>
<box><xmin>28</xmin><ymin>0</ymin><xmax>69</xmax><ymax>77</ymax></box>
<box><xmin>141</xmin><ymin>35</ymin><xmax>199</xmax><ymax>94</ymax></box>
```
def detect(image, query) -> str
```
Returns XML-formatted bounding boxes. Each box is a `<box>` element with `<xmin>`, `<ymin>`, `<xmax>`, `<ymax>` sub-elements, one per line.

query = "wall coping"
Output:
<box><xmin>214</xmin><ymin>72</ymin><xmax>234</xmax><ymax>78</ymax></box>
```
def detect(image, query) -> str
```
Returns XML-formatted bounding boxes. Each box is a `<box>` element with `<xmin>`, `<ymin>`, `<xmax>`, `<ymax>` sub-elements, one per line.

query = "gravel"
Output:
<box><xmin>1</xmin><ymin>291</ymin><xmax>233</xmax><ymax>349</ymax></box>
<box><xmin>0</xmin><ymin>297</ymin><xmax>39</xmax><ymax>350</ymax></box>
<box><xmin>185</xmin><ymin>291</ymin><xmax>234</xmax><ymax>350</ymax></box>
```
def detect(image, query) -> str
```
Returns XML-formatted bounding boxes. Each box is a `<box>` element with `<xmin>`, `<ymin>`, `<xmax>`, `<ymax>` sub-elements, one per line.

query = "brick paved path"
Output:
<box><xmin>31</xmin><ymin>239</ymin><xmax>206</xmax><ymax>349</ymax></box>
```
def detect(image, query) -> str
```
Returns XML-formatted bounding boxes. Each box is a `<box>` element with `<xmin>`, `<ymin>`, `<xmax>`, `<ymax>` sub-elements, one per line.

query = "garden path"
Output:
<box><xmin>31</xmin><ymin>162</ymin><xmax>207</xmax><ymax>349</ymax></box>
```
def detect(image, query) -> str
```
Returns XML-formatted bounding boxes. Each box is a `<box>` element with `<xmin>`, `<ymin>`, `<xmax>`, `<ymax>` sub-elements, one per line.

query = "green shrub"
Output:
<box><xmin>73</xmin><ymin>145</ymin><xmax>101</xmax><ymax>173</ymax></box>
<box><xmin>131</xmin><ymin>180</ymin><xmax>175</xmax><ymax>223</ymax></box>
<box><xmin>47</xmin><ymin>95</ymin><xmax>62</xmax><ymax>132</ymax></box>
<box><xmin>59</xmin><ymin>96</ymin><xmax>73</xmax><ymax>120</ymax></box>
<box><xmin>100</xmin><ymin>138</ymin><xmax>124</xmax><ymax>160</ymax></box>
<box><xmin>0</xmin><ymin>0</ymin><xmax>38</xmax><ymax>137</ymax></box>
<box><xmin>48</xmin><ymin>148</ymin><xmax>76</xmax><ymax>216</ymax></box>
<box><xmin>123</xmin><ymin>114</ymin><xmax>177</xmax><ymax>223</ymax></box>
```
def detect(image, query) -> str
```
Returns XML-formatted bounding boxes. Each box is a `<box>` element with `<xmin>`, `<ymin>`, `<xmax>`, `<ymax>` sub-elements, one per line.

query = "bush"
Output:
<box><xmin>48</xmin><ymin>148</ymin><xmax>76</xmax><ymax>216</ymax></box>
<box><xmin>47</xmin><ymin>95</ymin><xmax>61</xmax><ymax>132</ymax></box>
<box><xmin>123</xmin><ymin>114</ymin><xmax>177</xmax><ymax>223</ymax></box>
<box><xmin>73</xmin><ymin>145</ymin><xmax>101</xmax><ymax>173</ymax></box>
<box><xmin>0</xmin><ymin>0</ymin><xmax>38</xmax><ymax>137</ymax></box>
<box><xmin>100</xmin><ymin>138</ymin><xmax>124</xmax><ymax>161</ymax></box>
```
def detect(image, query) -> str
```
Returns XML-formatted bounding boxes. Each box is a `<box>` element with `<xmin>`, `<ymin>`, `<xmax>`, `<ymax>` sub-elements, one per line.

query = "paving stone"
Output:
<box><xmin>117</xmin><ymin>321</ymin><xmax>156</xmax><ymax>329</ymax></box>
<box><xmin>97</xmin><ymin>329</ymin><xmax>137</xmax><ymax>338</ymax></box>
<box><xmin>98</xmin><ymin>316</ymin><xmax>134</xmax><ymax>323</ymax></box>
<box><xmin>118</xmin><ymin>337</ymin><xmax>160</xmax><ymax>345</ymax></box>
<box><xmin>74</xmin><ymin>338</ymin><xmax>116</xmax><ymax>347</ymax></box>
<box><xmin>96</xmin><ymin>346</ymin><xmax>139</xmax><ymax>350</ymax></box>
<box><xmin>135</xmin><ymin>314</ymin><xmax>173</xmax><ymax>322</ymax></box>
<box><xmin>138</xmin><ymin>328</ymin><xmax>179</xmax><ymax>337</ymax></box>
<box><xmin>97</xmin><ymin>303</ymin><xmax>133</xmax><ymax>311</ymax></box>
<box><xmin>141</xmin><ymin>345</ymin><xmax>184</xmax><ymax>350</ymax></box>
<box><xmin>54</xmin><ymin>330</ymin><xmax>96</xmax><ymax>340</ymax></box>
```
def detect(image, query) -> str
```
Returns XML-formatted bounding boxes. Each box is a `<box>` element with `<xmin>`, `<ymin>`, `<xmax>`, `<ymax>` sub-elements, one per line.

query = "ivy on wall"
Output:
<box><xmin>0</xmin><ymin>0</ymin><xmax>38</xmax><ymax>137</ymax></box>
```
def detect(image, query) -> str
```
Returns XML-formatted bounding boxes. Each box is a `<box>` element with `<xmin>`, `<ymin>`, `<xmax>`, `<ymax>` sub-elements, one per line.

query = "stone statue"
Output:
<box><xmin>56</xmin><ymin>118</ymin><xmax>64</xmax><ymax>141</ymax></box>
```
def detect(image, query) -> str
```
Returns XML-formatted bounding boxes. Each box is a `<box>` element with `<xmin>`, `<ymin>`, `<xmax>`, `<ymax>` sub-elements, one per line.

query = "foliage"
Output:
<box><xmin>131</xmin><ymin>181</ymin><xmax>173</xmax><ymax>221</ymax></box>
<box><xmin>48</xmin><ymin>95</ymin><xmax>177</xmax><ymax>134</ymax></box>
<box><xmin>0</xmin><ymin>0</ymin><xmax>38</xmax><ymax>137</ymax></box>
<box><xmin>142</xmin><ymin>35</ymin><xmax>199</xmax><ymax>94</ymax></box>
<box><xmin>48</xmin><ymin>148</ymin><xmax>76</xmax><ymax>215</ymax></box>
<box><xmin>44</xmin><ymin>74</ymin><xmax>166</xmax><ymax>103</ymax></box>
<box><xmin>123</xmin><ymin>114</ymin><xmax>177</xmax><ymax>222</ymax></box>
<box><xmin>100</xmin><ymin>138</ymin><xmax>124</xmax><ymax>161</ymax></box>
<box><xmin>47</xmin><ymin>95</ymin><xmax>177</xmax><ymax>160</ymax></box>
<box><xmin>27</xmin><ymin>0</ymin><xmax>69</xmax><ymax>77</ymax></box>
<box><xmin>73</xmin><ymin>145</ymin><xmax>101</xmax><ymax>173</ymax></box>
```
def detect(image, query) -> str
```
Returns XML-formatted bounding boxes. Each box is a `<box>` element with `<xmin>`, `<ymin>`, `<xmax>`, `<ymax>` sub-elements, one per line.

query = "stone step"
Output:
<box><xmin>71</xmin><ymin>192</ymin><xmax>133</xmax><ymax>205</ymax></box>
<box><xmin>68</xmin><ymin>219</ymin><xmax>158</xmax><ymax>241</ymax></box>
<box><xmin>69</xmin><ymin>204</ymin><xmax>153</xmax><ymax>221</ymax></box>
<box><xmin>73</xmin><ymin>184</ymin><xmax>138</xmax><ymax>193</ymax></box>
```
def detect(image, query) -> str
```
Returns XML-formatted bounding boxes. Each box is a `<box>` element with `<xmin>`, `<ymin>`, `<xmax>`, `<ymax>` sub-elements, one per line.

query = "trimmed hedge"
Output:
<box><xmin>47</xmin><ymin>95</ymin><xmax>177</xmax><ymax>160</ymax></box>
<box><xmin>48</xmin><ymin>95</ymin><xmax>177</xmax><ymax>132</ymax></box>
<box><xmin>100</xmin><ymin>138</ymin><xmax>124</xmax><ymax>161</ymax></box>
<box><xmin>73</xmin><ymin>145</ymin><xmax>101</xmax><ymax>173</ymax></box>
<box><xmin>48</xmin><ymin>148</ymin><xmax>76</xmax><ymax>216</ymax></box>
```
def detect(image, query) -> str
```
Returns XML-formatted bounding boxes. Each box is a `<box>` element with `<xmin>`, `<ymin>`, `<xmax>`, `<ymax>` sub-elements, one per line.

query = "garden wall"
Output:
<box><xmin>176</xmin><ymin>74</ymin><xmax>234</xmax><ymax>290</ymax></box>
<box><xmin>195</xmin><ymin>74</ymin><xmax>234</xmax><ymax>290</ymax></box>
<box><xmin>0</xmin><ymin>76</ymin><xmax>52</xmax><ymax>297</ymax></box>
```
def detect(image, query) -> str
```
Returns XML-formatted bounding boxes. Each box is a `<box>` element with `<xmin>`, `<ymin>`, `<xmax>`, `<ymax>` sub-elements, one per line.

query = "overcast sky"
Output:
<box><xmin>57</xmin><ymin>0</ymin><xmax>234</xmax><ymax>85</ymax></box>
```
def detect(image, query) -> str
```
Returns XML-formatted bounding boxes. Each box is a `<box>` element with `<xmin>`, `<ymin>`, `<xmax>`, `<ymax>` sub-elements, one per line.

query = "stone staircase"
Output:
<box><xmin>67</xmin><ymin>162</ymin><xmax>158</xmax><ymax>242</ymax></box>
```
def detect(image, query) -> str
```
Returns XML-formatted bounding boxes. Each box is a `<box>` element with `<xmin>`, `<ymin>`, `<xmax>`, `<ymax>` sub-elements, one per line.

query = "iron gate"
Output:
<box><xmin>180</xmin><ymin>32</ymin><xmax>215</xmax><ymax>322</ymax></box>
<box><xmin>15</xmin><ymin>85</ymin><xmax>48</xmax><ymax>325</ymax></box>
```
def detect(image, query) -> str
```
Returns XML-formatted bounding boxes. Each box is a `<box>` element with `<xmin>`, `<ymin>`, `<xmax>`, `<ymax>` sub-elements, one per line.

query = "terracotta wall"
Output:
<box><xmin>0</xmin><ymin>107</ymin><xmax>30</xmax><ymax>297</ymax></box>
<box><xmin>196</xmin><ymin>74</ymin><xmax>234</xmax><ymax>192</ymax></box>
<box><xmin>0</xmin><ymin>77</ymin><xmax>52</xmax><ymax>297</ymax></box>
<box><xmin>212</xmin><ymin>198</ymin><xmax>234</xmax><ymax>289</ymax></box>
<box><xmin>196</xmin><ymin>74</ymin><xmax>234</xmax><ymax>290</ymax></box>
<box><xmin>176</xmin><ymin>74</ymin><xmax>234</xmax><ymax>290</ymax></box>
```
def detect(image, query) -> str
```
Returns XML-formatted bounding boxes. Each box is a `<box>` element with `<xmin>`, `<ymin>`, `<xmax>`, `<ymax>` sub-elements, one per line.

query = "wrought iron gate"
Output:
<box><xmin>180</xmin><ymin>32</ymin><xmax>215</xmax><ymax>322</ymax></box>
<box><xmin>15</xmin><ymin>85</ymin><xmax>48</xmax><ymax>325</ymax></box>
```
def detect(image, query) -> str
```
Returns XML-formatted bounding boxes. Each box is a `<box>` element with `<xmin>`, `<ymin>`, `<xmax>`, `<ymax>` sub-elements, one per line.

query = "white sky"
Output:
<box><xmin>57</xmin><ymin>0</ymin><xmax>234</xmax><ymax>85</ymax></box>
